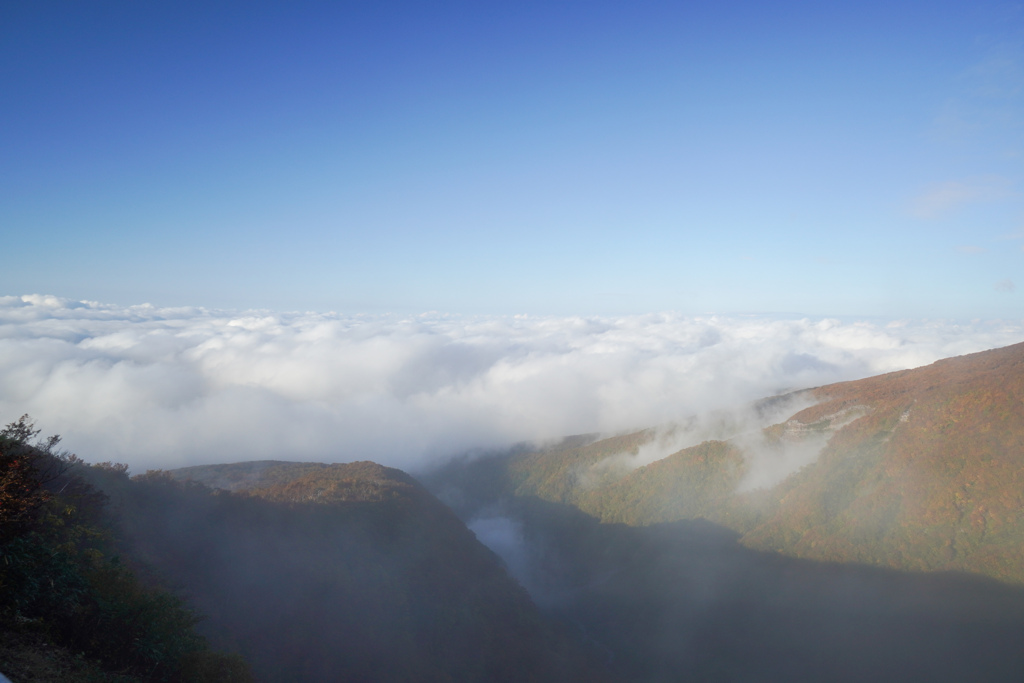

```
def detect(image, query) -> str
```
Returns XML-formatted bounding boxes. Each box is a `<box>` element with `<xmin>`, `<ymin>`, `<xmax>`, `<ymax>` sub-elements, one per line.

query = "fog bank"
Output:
<box><xmin>1</xmin><ymin>294</ymin><xmax>1020</xmax><ymax>471</ymax></box>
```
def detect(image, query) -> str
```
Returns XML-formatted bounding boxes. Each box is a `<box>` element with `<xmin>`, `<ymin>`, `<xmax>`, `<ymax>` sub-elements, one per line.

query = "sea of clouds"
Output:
<box><xmin>1</xmin><ymin>294</ymin><xmax>1021</xmax><ymax>473</ymax></box>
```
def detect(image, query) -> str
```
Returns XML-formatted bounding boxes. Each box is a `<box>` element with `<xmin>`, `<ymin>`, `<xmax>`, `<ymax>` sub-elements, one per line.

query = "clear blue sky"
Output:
<box><xmin>3</xmin><ymin>0</ymin><xmax>1022</xmax><ymax>318</ymax></box>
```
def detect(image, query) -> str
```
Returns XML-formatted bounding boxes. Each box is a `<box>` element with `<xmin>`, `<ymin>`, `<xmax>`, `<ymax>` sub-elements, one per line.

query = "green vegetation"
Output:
<box><xmin>0</xmin><ymin>416</ymin><xmax>252</xmax><ymax>683</ymax></box>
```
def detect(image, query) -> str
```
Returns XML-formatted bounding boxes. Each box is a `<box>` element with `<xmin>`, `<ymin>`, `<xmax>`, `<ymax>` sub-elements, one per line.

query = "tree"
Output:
<box><xmin>0</xmin><ymin>415</ymin><xmax>254</xmax><ymax>682</ymax></box>
<box><xmin>0</xmin><ymin>414</ymin><xmax>64</xmax><ymax>542</ymax></box>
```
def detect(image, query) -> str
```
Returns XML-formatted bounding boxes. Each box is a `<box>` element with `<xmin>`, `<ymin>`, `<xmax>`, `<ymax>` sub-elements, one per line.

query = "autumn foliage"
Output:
<box><xmin>488</xmin><ymin>341</ymin><xmax>1024</xmax><ymax>584</ymax></box>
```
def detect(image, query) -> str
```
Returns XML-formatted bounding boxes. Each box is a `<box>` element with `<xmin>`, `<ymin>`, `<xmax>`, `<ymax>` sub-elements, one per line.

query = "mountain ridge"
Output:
<box><xmin>446</xmin><ymin>340</ymin><xmax>1024</xmax><ymax>583</ymax></box>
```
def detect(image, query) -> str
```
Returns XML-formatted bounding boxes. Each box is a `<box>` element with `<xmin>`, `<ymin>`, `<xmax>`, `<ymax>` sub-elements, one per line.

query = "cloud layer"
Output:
<box><xmin>2</xmin><ymin>294</ymin><xmax>1021</xmax><ymax>473</ymax></box>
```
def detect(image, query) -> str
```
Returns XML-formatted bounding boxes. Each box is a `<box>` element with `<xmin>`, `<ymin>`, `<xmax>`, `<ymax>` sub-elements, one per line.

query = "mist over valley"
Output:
<box><xmin>4</xmin><ymin>337</ymin><xmax>1024</xmax><ymax>681</ymax></box>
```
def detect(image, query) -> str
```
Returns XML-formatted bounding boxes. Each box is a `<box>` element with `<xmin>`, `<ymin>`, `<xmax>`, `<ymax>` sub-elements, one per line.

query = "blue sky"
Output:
<box><xmin>3</xmin><ymin>0</ymin><xmax>1023</xmax><ymax>318</ymax></box>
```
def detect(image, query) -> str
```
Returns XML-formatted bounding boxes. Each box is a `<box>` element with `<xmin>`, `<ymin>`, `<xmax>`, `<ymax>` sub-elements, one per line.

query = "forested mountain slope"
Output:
<box><xmin>435</xmin><ymin>341</ymin><xmax>1024</xmax><ymax>584</ymax></box>
<box><xmin>418</xmin><ymin>343</ymin><xmax>1024</xmax><ymax>681</ymax></box>
<box><xmin>742</xmin><ymin>339</ymin><xmax>1024</xmax><ymax>578</ymax></box>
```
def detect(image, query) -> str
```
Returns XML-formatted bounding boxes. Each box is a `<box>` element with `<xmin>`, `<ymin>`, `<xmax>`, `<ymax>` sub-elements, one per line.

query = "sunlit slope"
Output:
<box><xmin>504</xmin><ymin>341</ymin><xmax>1024</xmax><ymax>582</ymax></box>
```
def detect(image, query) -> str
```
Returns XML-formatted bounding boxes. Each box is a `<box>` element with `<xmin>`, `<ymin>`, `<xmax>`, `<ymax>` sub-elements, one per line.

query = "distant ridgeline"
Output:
<box><xmin>435</xmin><ymin>340</ymin><xmax>1024</xmax><ymax>584</ymax></box>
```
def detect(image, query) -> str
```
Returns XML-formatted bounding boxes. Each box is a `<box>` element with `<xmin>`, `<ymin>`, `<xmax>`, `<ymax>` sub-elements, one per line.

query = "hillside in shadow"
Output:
<box><xmin>439</xmin><ymin>492</ymin><xmax>1024</xmax><ymax>683</ymax></box>
<box><xmin>93</xmin><ymin>461</ymin><xmax>614</xmax><ymax>683</ymax></box>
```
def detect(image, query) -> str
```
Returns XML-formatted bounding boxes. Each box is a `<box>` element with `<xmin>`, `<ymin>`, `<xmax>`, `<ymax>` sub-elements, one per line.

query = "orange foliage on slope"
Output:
<box><xmin>505</xmin><ymin>341</ymin><xmax>1024</xmax><ymax>583</ymax></box>
<box><xmin>740</xmin><ymin>341</ymin><xmax>1024</xmax><ymax>580</ymax></box>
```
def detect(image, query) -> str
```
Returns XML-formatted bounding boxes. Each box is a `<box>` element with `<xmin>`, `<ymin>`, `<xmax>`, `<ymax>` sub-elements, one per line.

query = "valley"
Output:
<box><xmin>4</xmin><ymin>342</ymin><xmax>1024</xmax><ymax>681</ymax></box>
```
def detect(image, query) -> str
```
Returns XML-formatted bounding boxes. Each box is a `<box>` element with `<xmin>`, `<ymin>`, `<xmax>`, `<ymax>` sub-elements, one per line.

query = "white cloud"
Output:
<box><xmin>1</xmin><ymin>295</ymin><xmax>1021</xmax><ymax>473</ymax></box>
